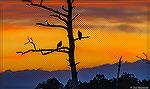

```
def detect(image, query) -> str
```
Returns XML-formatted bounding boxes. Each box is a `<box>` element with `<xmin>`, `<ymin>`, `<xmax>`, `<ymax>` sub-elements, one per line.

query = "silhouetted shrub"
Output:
<box><xmin>35</xmin><ymin>78</ymin><xmax>64</xmax><ymax>89</ymax></box>
<box><xmin>118</xmin><ymin>72</ymin><xmax>138</xmax><ymax>89</ymax></box>
<box><xmin>35</xmin><ymin>73</ymin><xmax>150</xmax><ymax>89</ymax></box>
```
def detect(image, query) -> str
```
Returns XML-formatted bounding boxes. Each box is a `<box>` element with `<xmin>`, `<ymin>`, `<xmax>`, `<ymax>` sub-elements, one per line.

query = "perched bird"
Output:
<box><xmin>57</xmin><ymin>41</ymin><xmax>62</xmax><ymax>49</ymax></box>
<box><xmin>78</xmin><ymin>30</ymin><xmax>82</xmax><ymax>40</ymax></box>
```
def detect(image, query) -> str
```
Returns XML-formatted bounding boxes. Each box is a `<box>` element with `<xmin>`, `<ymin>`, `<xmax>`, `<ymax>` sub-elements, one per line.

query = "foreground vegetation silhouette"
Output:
<box><xmin>35</xmin><ymin>72</ymin><xmax>150</xmax><ymax>89</ymax></box>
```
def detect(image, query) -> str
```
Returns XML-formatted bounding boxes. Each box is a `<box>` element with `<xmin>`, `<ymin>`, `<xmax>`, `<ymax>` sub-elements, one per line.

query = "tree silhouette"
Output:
<box><xmin>16</xmin><ymin>0</ymin><xmax>89</xmax><ymax>89</ymax></box>
<box><xmin>78</xmin><ymin>81</ymin><xmax>90</xmax><ymax>89</ymax></box>
<box><xmin>65</xmin><ymin>79</ymin><xmax>75</xmax><ymax>89</ymax></box>
<box><xmin>136</xmin><ymin>53</ymin><xmax>150</xmax><ymax>80</ymax></box>
<box><xmin>35</xmin><ymin>78</ymin><xmax>64</xmax><ymax>89</ymax></box>
<box><xmin>34</xmin><ymin>73</ymin><xmax>150</xmax><ymax>89</ymax></box>
<box><xmin>118</xmin><ymin>72</ymin><xmax>138</xmax><ymax>89</ymax></box>
<box><xmin>116</xmin><ymin>56</ymin><xmax>123</xmax><ymax>89</ymax></box>
<box><xmin>89</xmin><ymin>74</ymin><xmax>111</xmax><ymax>89</ymax></box>
<box><xmin>139</xmin><ymin>79</ymin><xmax>150</xmax><ymax>87</ymax></box>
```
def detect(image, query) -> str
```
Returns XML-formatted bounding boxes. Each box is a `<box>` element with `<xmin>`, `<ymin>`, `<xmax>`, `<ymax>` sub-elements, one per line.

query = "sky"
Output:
<box><xmin>1</xmin><ymin>0</ymin><xmax>150</xmax><ymax>72</ymax></box>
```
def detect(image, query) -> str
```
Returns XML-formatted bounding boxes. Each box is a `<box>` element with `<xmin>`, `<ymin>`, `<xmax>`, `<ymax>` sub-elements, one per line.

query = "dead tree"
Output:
<box><xmin>17</xmin><ymin>0</ymin><xmax>89</xmax><ymax>89</ymax></box>
<box><xmin>136</xmin><ymin>53</ymin><xmax>150</xmax><ymax>80</ymax></box>
<box><xmin>116</xmin><ymin>56</ymin><xmax>122</xmax><ymax>89</ymax></box>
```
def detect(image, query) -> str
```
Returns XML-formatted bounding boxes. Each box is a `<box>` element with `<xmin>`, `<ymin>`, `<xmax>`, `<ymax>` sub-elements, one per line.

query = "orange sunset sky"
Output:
<box><xmin>1</xmin><ymin>0</ymin><xmax>150</xmax><ymax>72</ymax></box>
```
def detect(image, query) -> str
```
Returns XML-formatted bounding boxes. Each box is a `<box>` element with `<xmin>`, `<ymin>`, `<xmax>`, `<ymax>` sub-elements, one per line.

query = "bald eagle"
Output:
<box><xmin>78</xmin><ymin>30</ymin><xmax>82</xmax><ymax>40</ymax></box>
<box><xmin>57</xmin><ymin>41</ymin><xmax>62</xmax><ymax>49</ymax></box>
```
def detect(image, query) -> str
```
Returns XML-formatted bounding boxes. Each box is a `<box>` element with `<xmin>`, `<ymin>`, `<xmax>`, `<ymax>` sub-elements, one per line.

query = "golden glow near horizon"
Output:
<box><xmin>1</xmin><ymin>0</ymin><xmax>149</xmax><ymax>72</ymax></box>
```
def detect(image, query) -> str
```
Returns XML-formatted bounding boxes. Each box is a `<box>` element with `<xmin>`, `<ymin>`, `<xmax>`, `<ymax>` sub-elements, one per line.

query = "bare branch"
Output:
<box><xmin>72</xmin><ymin>6</ymin><xmax>75</xmax><ymax>9</ymax></box>
<box><xmin>57</xmin><ymin>50</ymin><xmax>68</xmax><ymax>53</ymax></box>
<box><xmin>74</xmin><ymin>36</ymin><xmax>90</xmax><ymax>41</ymax></box>
<box><xmin>50</xmin><ymin>14</ymin><xmax>68</xmax><ymax>25</ymax></box>
<box><xmin>40</xmin><ymin>50</ymin><xmax>53</xmax><ymax>55</ymax></box>
<box><xmin>40</xmin><ymin>0</ymin><xmax>43</xmax><ymax>5</ymax></box>
<box><xmin>66</xmin><ymin>59</ymin><xmax>69</xmax><ymax>62</ymax></box>
<box><xmin>16</xmin><ymin>50</ymin><xmax>34</xmax><ymax>55</ymax></box>
<box><xmin>136</xmin><ymin>53</ymin><xmax>147</xmax><ymax>60</ymax></box>
<box><xmin>117</xmin><ymin>56</ymin><xmax>122</xmax><ymax>67</ymax></box>
<box><xmin>17</xmin><ymin>47</ymin><xmax>69</xmax><ymax>55</ymax></box>
<box><xmin>59</xmin><ymin>46</ymin><xmax>70</xmax><ymax>50</ymax></box>
<box><xmin>142</xmin><ymin>52</ymin><xmax>147</xmax><ymax>58</ymax></box>
<box><xmin>24</xmin><ymin>37</ymin><xmax>37</xmax><ymax>50</ymax></box>
<box><xmin>136</xmin><ymin>56</ymin><xmax>145</xmax><ymax>60</ymax></box>
<box><xmin>62</xmin><ymin>5</ymin><xmax>68</xmax><ymax>12</ymax></box>
<box><xmin>40</xmin><ymin>48</ymin><xmax>68</xmax><ymax>55</ymax></box>
<box><xmin>72</xmin><ymin>14</ymin><xmax>79</xmax><ymax>21</ymax></box>
<box><xmin>136</xmin><ymin>53</ymin><xmax>150</xmax><ymax>64</ymax></box>
<box><xmin>22</xmin><ymin>0</ymin><xmax>32</xmax><ymax>4</ymax></box>
<box><xmin>75</xmin><ymin>62</ymin><xmax>80</xmax><ymax>66</ymax></box>
<box><xmin>68</xmin><ymin>62</ymin><xmax>80</xmax><ymax>67</ymax></box>
<box><xmin>25</xmin><ymin>1</ymin><xmax>67</xmax><ymax>18</ymax></box>
<box><xmin>36</xmin><ymin>22</ymin><xmax>68</xmax><ymax>30</ymax></box>
<box><xmin>17</xmin><ymin>37</ymin><xmax>69</xmax><ymax>55</ymax></box>
<box><xmin>30</xmin><ymin>42</ymin><xmax>36</xmax><ymax>50</ymax></box>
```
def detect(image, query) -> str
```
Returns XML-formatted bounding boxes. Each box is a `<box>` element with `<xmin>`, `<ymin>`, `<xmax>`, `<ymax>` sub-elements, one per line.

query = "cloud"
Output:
<box><xmin>117</xmin><ymin>24</ymin><xmax>143</xmax><ymax>33</ymax></box>
<box><xmin>73</xmin><ymin>22</ymin><xmax>146</xmax><ymax>33</ymax></box>
<box><xmin>76</xmin><ymin>7</ymin><xmax>147</xmax><ymax>23</ymax></box>
<box><xmin>2</xmin><ymin>0</ymin><xmax>147</xmax><ymax>33</ymax></box>
<box><xmin>2</xmin><ymin>0</ymin><xmax>147</xmax><ymax>22</ymax></box>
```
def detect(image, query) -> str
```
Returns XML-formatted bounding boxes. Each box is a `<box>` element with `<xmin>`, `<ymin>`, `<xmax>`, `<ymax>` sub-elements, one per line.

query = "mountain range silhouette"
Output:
<box><xmin>0</xmin><ymin>59</ymin><xmax>149</xmax><ymax>89</ymax></box>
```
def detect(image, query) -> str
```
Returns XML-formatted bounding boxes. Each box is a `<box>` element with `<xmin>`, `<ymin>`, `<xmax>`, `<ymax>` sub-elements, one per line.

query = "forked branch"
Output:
<box><xmin>50</xmin><ymin>14</ymin><xmax>68</xmax><ymax>25</ymax></box>
<box><xmin>117</xmin><ymin>56</ymin><xmax>122</xmax><ymax>67</ymax></box>
<box><xmin>62</xmin><ymin>5</ymin><xmax>68</xmax><ymax>12</ymax></box>
<box><xmin>72</xmin><ymin>14</ymin><xmax>79</xmax><ymax>21</ymax></box>
<box><xmin>24</xmin><ymin>37</ymin><xmax>36</xmax><ymax>50</ymax></box>
<box><xmin>136</xmin><ymin>53</ymin><xmax>150</xmax><ymax>64</ymax></box>
<box><xmin>17</xmin><ymin>47</ymin><xmax>69</xmax><ymax>55</ymax></box>
<box><xmin>136</xmin><ymin>52</ymin><xmax>147</xmax><ymax>60</ymax></box>
<box><xmin>16</xmin><ymin>37</ymin><xmax>69</xmax><ymax>55</ymax></box>
<box><xmin>22</xmin><ymin>0</ymin><xmax>67</xmax><ymax>17</ymax></box>
<box><xmin>36</xmin><ymin>20</ymin><xmax>68</xmax><ymax>30</ymax></box>
<box><xmin>40</xmin><ymin>0</ymin><xmax>43</xmax><ymax>5</ymax></box>
<box><xmin>68</xmin><ymin>62</ymin><xmax>80</xmax><ymax>67</ymax></box>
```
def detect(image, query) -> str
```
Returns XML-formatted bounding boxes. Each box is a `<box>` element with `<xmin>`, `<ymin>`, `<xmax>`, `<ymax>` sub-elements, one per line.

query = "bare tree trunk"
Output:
<box><xmin>116</xmin><ymin>56</ymin><xmax>122</xmax><ymax>89</ymax></box>
<box><xmin>67</xmin><ymin>24</ymin><xmax>78</xmax><ymax>89</ymax></box>
<box><xmin>67</xmin><ymin>0</ymin><xmax>78</xmax><ymax>89</ymax></box>
<box><xmin>19</xmin><ymin>0</ymin><xmax>82</xmax><ymax>88</ymax></box>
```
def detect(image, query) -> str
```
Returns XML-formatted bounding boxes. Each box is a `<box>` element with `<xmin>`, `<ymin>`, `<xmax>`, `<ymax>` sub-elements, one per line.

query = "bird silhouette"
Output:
<box><xmin>78</xmin><ymin>30</ymin><xmax>82</xmax><ymax>40</ymax></box>
<box><xmin>57</xmin><ymin>41</ymin><xmax>62</xmax><ymax>49</ymax></box>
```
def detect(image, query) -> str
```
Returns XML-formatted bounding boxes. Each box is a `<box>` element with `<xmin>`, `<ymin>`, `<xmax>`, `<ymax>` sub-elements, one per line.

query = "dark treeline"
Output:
<box><xmin>35</xmin><ymin>72</ymin><xmax>150</xmax><ymax>89</ymax></box>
